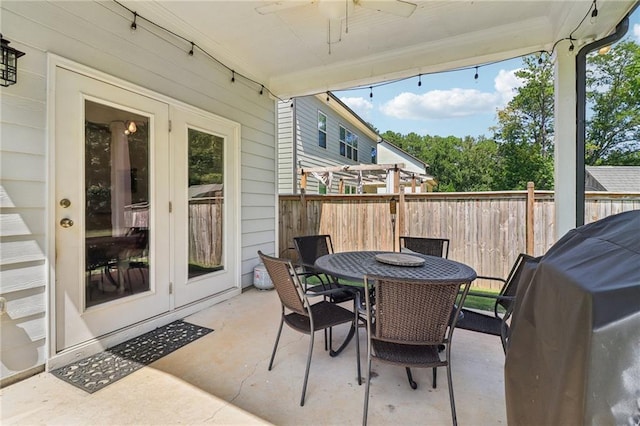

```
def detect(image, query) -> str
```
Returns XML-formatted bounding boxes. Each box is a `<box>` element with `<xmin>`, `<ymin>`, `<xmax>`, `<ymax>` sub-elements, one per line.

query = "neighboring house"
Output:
<box><xmin>585</xmin><ymin>166</ymin><xmax>640</xmax><ymax>191</ymax></box>
<box><xmin>278</xmin><ymin>92</ymin><xmax>434</xmax><ymax>194</ymax></box>
<box><xmin>372</xmin><ymin>140</ymin><xmax>436</xmax><ymax>193</ymax></box>
<box><xmin>1</xmin><ymin>2</ymin><xmax>276</xmax><ymax>385</ymax></box>
<box><xmin>278</xmin><ymin>92</ymin><xmax>379</xmax><ymax>194</ymax></box>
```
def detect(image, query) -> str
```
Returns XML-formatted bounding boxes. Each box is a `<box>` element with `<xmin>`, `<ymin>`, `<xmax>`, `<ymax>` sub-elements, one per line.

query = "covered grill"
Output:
<box><xmin>505</xmin><ymin>210</ymin><xmax>640</xmax><ymax>425</ymax></box>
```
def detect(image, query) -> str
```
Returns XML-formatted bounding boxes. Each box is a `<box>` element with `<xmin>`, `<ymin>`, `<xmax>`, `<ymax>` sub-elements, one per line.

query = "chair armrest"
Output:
<box><xmin>476</xmin><ymin>275</ymin><xmax>507</xmax><ymax>284</ymax></box>
<box><xmin>305</xmin><ymin>286</ymin><xmax>357</xmax><ymax>298</ymax></box>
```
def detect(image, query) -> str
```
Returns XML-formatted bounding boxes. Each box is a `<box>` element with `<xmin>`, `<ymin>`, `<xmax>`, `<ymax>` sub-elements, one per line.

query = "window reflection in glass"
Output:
<box><xmin>84</xmin><ymin>100</ymin><xmax>150</xmax><ymax>307</ymax></box>
<box><xmin>188</xmin><ymin>128</ymin><xmax>224</xmax><ymax>278</ymax></box>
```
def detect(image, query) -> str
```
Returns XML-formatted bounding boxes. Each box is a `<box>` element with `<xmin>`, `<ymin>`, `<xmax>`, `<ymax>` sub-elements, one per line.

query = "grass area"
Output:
<box><xmin>463</xmin><ymin>288</ymin><xmax>501</xmax><ymax>312</ymax></box>
<box><xmin>304</xmin><ymin>275</ymin><xmax>501</xmax><ymax>313</ymax></box>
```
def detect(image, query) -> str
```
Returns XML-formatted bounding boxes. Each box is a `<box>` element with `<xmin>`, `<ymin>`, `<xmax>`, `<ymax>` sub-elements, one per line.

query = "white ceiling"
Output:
<box><xmin>120</xmin><ymin>0</ymin><xmax>637</xmax><ymax>98</ymax></box>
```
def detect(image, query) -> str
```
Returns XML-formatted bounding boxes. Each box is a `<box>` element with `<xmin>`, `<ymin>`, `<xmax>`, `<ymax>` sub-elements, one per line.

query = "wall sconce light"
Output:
<box><xmin>1</xmin><ymin>34</ymin><xmax>26</xmax><ymax>87</ymax></box>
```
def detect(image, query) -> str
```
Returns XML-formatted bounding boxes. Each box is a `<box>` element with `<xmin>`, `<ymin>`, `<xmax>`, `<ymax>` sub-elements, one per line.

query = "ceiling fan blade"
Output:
<box><xmin>358</xmin><ymin>0</ymin><xmax>417</xmax><ymax>18</ymax></box>
<box><xmin>255</xmin><ymin>1</ymin><xmax>312</xmax><ymax>15</ymax></box>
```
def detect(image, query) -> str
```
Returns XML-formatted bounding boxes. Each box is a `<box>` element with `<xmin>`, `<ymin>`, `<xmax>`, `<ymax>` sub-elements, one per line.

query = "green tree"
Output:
<box><xmin>494</xmin><ymin>54</ymin><xmax>554</xmax><ymax>156</ymax></box>
<box><xmin>493</xmin><ymin>53</ymin><xmax>554</xmax><ymax>189</ymax></box>
<box><xmin>586</xmin><ymin>40</ymin><xmax>640</xmax><ymax>165</ymax></box>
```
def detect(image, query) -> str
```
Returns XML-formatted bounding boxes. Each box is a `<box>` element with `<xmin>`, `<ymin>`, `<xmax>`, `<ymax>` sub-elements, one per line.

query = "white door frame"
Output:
<box><xmin>46</xmin><ymin>55</ymin><xmax>242</xmax><ymax>370</ymax></box>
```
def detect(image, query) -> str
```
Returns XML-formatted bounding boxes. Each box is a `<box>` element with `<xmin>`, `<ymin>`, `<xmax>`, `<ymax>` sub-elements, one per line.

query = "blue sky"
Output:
<box><xmin>336</xmin><ymin>14</ymin><xmax>640</xmax><ymax>139</ymax></box>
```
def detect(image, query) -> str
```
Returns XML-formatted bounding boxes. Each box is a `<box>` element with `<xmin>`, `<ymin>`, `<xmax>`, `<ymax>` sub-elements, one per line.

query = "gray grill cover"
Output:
<box><xmin>505</xmin><ymin>210</ymin><xmax>640</xmax><ymax>425</ymax></box>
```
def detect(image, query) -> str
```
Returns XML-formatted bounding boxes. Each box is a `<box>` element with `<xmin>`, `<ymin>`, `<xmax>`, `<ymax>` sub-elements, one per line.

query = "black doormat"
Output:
<box><xmin>51</xmin><ymin>320</ymin><xmax>214</xmax><ymax>393</ymax></box>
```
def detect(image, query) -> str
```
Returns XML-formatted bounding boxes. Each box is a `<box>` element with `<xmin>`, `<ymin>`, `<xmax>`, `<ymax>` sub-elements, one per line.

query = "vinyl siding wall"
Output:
<box><xmin>278</xmin><ymin>96</ymin><xmax>378</xmax><ymax>194</ymax></box>
<box><xmin>277</xmin><ymin>101</ymin><xmax>295</xmax><ymax>193</ymax></box>
<box><xmin>0</xmin><ymin>0</ymin><xmax>276</xmax><ymax>384</ymax></box>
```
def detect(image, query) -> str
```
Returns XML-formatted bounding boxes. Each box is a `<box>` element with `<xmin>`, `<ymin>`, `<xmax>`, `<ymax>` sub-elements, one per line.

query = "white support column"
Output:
<box><xmin>553</xmin><ymin>40</ymin><xmax>578</xmax><ymax>241</ymax></box>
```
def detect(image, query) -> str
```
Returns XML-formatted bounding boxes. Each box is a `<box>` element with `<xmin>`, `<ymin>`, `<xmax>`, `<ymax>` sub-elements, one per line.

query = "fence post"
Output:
<box><xmin>300</xmin><ymin>170</ymin><xmax>307</xmax><ymax>235</ymax></box>
<box><xmin>526</xmin><ymin>181</ymin><xmax>535</xmax><ymax>255</ymax></box>
<box><xmin>398</xmin><ymin>190</ymin><xmax>405</xmax><ymax>250</ymax></box>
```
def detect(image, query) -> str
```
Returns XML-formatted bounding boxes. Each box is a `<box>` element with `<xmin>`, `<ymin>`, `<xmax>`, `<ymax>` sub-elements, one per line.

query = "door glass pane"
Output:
<box><xmin>85</xmin><ymin>100</ymin><xmax>150</xmax><ymax>307</ymax></box>
<box><xmin>188</xmin><ymin>128</ymin><xmax>224</xmax><ymax>278</ymax></box>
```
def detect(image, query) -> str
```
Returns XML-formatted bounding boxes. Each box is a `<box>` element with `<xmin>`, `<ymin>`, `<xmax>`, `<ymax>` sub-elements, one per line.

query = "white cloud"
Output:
<box><xmin>634</xmin><ymin>23</ymin><xmax>640</xmax><ymax>42</ymax></box>
<box><xmin>379</xmin><ymin>69</ymin><xmax>524</xmax><ymax>121</ymax></box>
<box><xmin>494</xmin><ymin>68</ymin><xmax>524</xmax><ymax>104</ymax></box>
<box><xmin>339</xmin><ymin>96</ymin><xmax>373</xmax><ymax>119</ymax></box>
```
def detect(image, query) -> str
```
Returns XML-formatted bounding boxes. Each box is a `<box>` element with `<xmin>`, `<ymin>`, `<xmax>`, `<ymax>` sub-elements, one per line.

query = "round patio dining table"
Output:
<box><xmin>314</xmin><ymin>250</ymin><xmax>477</xmax><ymax>284</ymax></box>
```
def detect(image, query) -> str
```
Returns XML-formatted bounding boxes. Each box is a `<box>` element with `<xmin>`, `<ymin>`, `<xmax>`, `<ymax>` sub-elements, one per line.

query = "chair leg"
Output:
<box><xmin>446</xmin><ymin>363</ymin><xmax>457</xmax><ymax>426</ymax></box>
<box><xmin>300</xmin><ymin>330</ymin><xmax>315</xmax><ymax>406</ymax></box>
<box><xmin>432</xmin><ymin>367</ymin><xmax>437</xmax><ymax>388</ymax></box>
<box><xmin>268</xmin><ymin>316</ymin><xmax>285</xmax><ymax>371</ymax></box>
<box><xmin>355</xmin><ymin>313</ymin><xmax>361</xmax><ymax>385</ymax></box>
<box><xmin>363</xmin><ymin>357</ymin><xmax>372</xmax><ymax>426</ymax></box>
<box><xmin>405</xmin><ymin>367</ymin><xmax>418</xmax><ymax>390</ymax></box>
<box><xmin>324</xmin><ymin>329</ymin><xmax>328</xmax><ymax>351</ymax></box>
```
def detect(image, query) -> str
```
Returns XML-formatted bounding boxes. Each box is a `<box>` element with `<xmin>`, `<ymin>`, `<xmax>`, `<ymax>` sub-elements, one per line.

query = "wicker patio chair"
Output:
<box><xmin>292</xmin><ymin>234</ymin><xmax>356</xmax><ymax>304</ymax></box>
<box><xmin>399</xmin><ymin>236</ymin><xmax>450</xmax><ymax>258</ymax></box>
<box><xmin>258</xmin><ymin>251</ymin><xmax>361</xmax><ymax>406</ymax></box>
<box><xmin>362</xmin><ymin>274</ymin><xmax>471</xmax><ymax>426</ymax></box>
<box><xmin>455</xmin><ymin>253</ymin><xmax>539</xmax><ymax>352</ymax></box>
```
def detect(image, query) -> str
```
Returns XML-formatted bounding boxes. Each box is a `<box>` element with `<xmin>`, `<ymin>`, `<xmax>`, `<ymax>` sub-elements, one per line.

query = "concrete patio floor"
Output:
<box><xmin>1</xmin><ymin>288</ymin><xmax>507</xmax><ymax>425</ymax></box>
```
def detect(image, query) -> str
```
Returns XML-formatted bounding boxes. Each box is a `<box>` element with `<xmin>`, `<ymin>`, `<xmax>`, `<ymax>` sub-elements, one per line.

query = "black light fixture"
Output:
<box><xmin>1</xmin><ymin>34</ymin><xmax>26</xmax><ymax>87</ymax></box>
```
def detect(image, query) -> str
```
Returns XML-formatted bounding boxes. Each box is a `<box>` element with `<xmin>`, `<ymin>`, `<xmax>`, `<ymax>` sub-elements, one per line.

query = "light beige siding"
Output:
<box><xmin>1</xmin><ymin>0</ymin><xmax>276</xmax><ymax>384</ymax></box>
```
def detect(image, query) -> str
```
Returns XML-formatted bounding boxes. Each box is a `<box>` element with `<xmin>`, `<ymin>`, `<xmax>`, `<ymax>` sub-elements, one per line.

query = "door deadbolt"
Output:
<box><xmin>60</xmin><ymin>218</ymin><xmax>74</xmax><ymax>228</ymax></box>
<box><xmin>60</xmin><ymin>198</ymin><xmax>71</xmax><ymax>208</ymax></box>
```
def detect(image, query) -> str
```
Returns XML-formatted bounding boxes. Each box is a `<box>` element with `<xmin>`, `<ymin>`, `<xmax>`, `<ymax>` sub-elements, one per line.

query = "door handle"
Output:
<box><xmin>60</xmin><ymin>218</ymin><xmax>74</xmax><ymax>228</ymax></box>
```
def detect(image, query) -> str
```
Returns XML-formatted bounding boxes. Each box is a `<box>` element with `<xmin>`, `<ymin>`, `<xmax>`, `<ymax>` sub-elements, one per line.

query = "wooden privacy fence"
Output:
<box><xmin>189</xmin><ymin>199</ymin><xmax>223</xmax><ymax>267</ymax></box>
<box><xmin>279</xmin><ymin>189</ymin><xmax>640</xmax><ymax>290</ymax></box>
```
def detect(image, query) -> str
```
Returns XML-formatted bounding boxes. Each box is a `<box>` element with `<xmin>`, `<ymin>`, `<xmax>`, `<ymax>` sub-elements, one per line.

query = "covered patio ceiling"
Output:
<box><xmin>119</xmin><ymin>0</ymin><xmax>637</xmax><ymax>98</ymax></box>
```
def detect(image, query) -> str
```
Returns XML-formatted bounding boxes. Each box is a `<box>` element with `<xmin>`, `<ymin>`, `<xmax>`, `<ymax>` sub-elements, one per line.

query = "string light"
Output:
<box><xmin>538</xmin><ymin>51</ymin><xmax>544</xmax><ymax>65</ymax></box>
<box><xmin>590</xmin><ymin>0</ymin><xmax>598</xmax><ymax>24</ymax></box>
<box><xmin>130</xmin><ymin>11</ymin><xmax>137</xmax><ymax>32</ymax></box>
<box><xmin>114</xmin><ymin>0</ymin><xmax>597</xmax><ymax>105</ymax></box>
<box><xmin>113</xmin><ymin>1</ymin><xmax>286</xmax><ymax>102</ymax></box>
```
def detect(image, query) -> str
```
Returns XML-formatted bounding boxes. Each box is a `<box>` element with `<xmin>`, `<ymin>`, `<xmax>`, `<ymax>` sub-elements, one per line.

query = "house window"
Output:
<box><xmin>318</xmin><ymin>111</ymin><xmax>327</xmax><ymax>149</ymax></box>
<box><xmin>339</xmin><ymin>125</ymin><xmax>358</xmax><ymax>161</ymax></box>
<box><xmin>319</xmin><ymin>183</ymin><xmax>327</xmax><ymax>194</ymax></box>
<box><xmin>371</xmin><ymin>147</ymin><xmax>377</xmax><ymax>164</ymax></box>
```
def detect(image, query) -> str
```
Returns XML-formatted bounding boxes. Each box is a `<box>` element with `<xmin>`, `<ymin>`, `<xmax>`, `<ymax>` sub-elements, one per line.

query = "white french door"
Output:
<box><xmin>54</xmin><ymin>66</ymin><xmax>241</xmax><ymax>353</ymax></box>
<box><xmin>170</xmin><ymin>106</ymin><xmax>240</xmax><ymax>307</ymax></box>
<box><xmin>54</xmin><ymin>68</ymin><xmax>171</xmax><ymax>351</ymax></box>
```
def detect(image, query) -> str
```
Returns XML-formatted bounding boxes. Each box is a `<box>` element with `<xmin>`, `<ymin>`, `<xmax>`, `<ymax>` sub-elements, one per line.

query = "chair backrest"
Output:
<box><xmin>364</xmin><ymin>275</ymin><xmax>469</xmax><ymax>345</ymax></box>
<box><xmin>293</xmin><ymin>235</ymin><xmax>334</xmax><ymax>268</ymax></box>
<box><xmin>258</xmin><ymin>251</ymin><xmax>307</xmax><ymax>315</ymax></box>
<box><xmin>399</xmin><ymin>236</ymin><xmax>449</xmax><ymax>258</ymax></box>
<box><xmin>495</xmin><ymin>253</ymin><xmax>538</xmax><ymax>315</ymax></box>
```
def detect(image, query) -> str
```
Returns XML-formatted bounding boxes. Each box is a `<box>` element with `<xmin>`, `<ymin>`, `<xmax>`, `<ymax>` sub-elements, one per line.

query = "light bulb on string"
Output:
<box><xmin>259</xmin><ymin>85</ymin><xmax>264</xmax><ymax>95</ymax></box>
<box><xmin>231</xmin><ymin>70</ymin><xmax>235</xmax><ymax>83</ymax></box>
<box><xmin>474</xmin><ymin>66</ymin><xmax>479</xmax><ymax>81</ymax></box>
<box><xmin>418</xmin><ymin>74</ymin><xmax>422</xmax><ymax>87</ymax></box>
<box><xmin>369</xmin><ymin>87</ymin><xmax>373</xmax><ymax>99</ymax></box>
<box><xmin>188</xmin><ymin>42</ymin><xmax>194</xmax><ymax>57</ymax></box>
<box><xmin>130</xmin><ymin>11</ymin><xmax>138</xmax><ymax>32</ymax></box>
<box><xmin>590</xmin><ymin>0</ymin><xmax>598</xmax><ymax>24</ymax></box>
